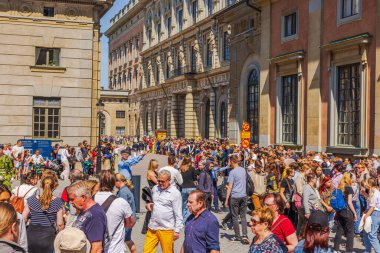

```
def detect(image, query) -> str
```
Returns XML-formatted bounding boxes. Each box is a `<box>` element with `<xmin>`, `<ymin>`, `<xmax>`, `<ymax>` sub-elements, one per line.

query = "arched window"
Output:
<box><xmin>204</xmin><ymin>99</ymin><xmax>210</xmax><ymax>139</ymax></box>
<box><xmin>247</xmin><ymin>68</ymin><xmax>259</xmax><ymax>144</ymax></box>
<box><xmin>220</xmin><ymin>102</ymin><xmax>227</xmax><ymax>138</ymax></box>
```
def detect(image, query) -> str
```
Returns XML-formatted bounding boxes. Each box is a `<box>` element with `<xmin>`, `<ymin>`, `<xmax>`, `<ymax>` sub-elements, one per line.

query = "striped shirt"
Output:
<box><xmin>27</xmin><ymin>195</ymin><xmax>63</xmax><ymax>226</ymax></box>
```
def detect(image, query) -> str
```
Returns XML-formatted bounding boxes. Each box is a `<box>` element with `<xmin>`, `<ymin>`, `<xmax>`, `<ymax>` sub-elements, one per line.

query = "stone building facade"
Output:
<box><xmin>0</xmin><ymin>0</ymin><xmax>112</xmax><ymax>146</ymax></box>
<box><xmin>138</xmin><ymin>0</ymin><xmax>232</xmax><ymax>139</ymax></box>
<box><xmin>106</xmin><ymin>0</ymin><xmax>380</xmax><ymax>155</ymax></box>
<box><xmin>105</xmin><ymin>0</ymin><xmax>146</xmax><ymax>137</ymax></box>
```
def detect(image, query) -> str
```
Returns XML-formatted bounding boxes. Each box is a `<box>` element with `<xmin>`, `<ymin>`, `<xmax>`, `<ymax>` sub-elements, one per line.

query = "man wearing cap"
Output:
<box><xmin>118</xmin><ymin>149</ymin><xmax>147</xmax><ymax>181</ymax></box>
<box><xmin>0</xmin><ymin>145</ymin><xmax>13</xmax><ymax>191</ymax></box>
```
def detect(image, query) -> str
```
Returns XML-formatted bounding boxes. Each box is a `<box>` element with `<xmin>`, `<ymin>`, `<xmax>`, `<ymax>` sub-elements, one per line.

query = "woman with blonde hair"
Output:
<box><xmin>22</xmin><ymin>176</ymin><xmax>64</xmax><ymax>253</ymax></box>
<box><xmin>86</xmin><ymin>179</ymin><xmax>100</xmax><ymax>197</ymax></box>
<box><xmin>115</xmin><ymin>173</ymin><xmax>136</xmax><ymax>253</ymax></box>
<box><xmin>333</xmin><ymin>172</ymin><xmax>356</xmax><ymax>253</ymax></box>
<box><xmin>0</xmin><ymin>202</ymin><xmax>25</xmax><ymax>253</ymax></box>
<box><xmin>248</xmin><ymin>206</ymin><xmax>288</xmax><ymax>252</ymax></box>
<box><xmin>362</xmin><ymin>177</ymin><xmax>380</xmax><ymax>253</ymax></box>
<box><xmin>147</xmin><ymin>159</ymin><xmax>158</xmax><ymax>188</ymax></box>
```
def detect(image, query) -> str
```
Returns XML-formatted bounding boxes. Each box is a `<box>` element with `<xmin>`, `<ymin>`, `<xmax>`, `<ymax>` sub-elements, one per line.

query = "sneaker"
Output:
<box><xmin>231</xmin><ymin>236</ymin><xmax>241</xmax><ymax>242</ymax></box>
<box><xmin>242</xmin><ymin>236</ymin><xmax>250</xmax><ymax>245</ymax></box>
<box><xmin>221</xmin><ymin>222</ymin><xmax>228</xmax><ymax>230</ymax></box>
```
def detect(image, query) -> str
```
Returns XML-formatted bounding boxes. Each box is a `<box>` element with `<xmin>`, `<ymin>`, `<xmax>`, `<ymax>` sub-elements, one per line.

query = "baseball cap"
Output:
<box><xmin>120</xmin><ymin>149</ymin><xmax>128</xmax><ymax>154</ymax></box>
<box><xmin>54</xmin><ymin>227</ymin><xmax>90</xmax><ymax>253</ymax></box>
<box><xmin>307</xmin><ymin>210</ymin><xmax>328</xmax><ymax>228</ymax></box>
<box><xmin>372</xmin><ymin>154</ymin><xmax>378</xmax><ymax>159</ymax></box>
<box><xmin>313</xmin><ymin>155</ymin><xmax>323</xmax><ymax>163</ymax></box>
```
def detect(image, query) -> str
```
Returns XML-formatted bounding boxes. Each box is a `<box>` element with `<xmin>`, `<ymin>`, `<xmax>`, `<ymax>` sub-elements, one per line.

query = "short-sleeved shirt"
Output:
<box><xmin>27</xmin><ymin>195</ymin><xmax>63</xmax><ymax>226</ymax></box>
<box><xmin>343</xmin><ymin>185</ymin><xmax>354</xmax><ymax>203</ymax></box>
<box><xmin>94</xmin><ymin>192</ymin><xmax>132</xmax><ymax>253</ymax></box>
<box><xmin>280</xmin><ymin>178</ymin><xmax>294</xmax><ymax>202</ymax></box>
<box><xmin>227</xmin><ymin>166</ymin><xmax>247</xmax><ymax>198</ymax></box>
<box><xmin>271</xmin><ymin>215</ymin><xmax>295</xmax><ymax>243</ymax></box>
<box><xmin>184</xmin><ymin>209</ymin><xmax>220</xmax><ymax>253</ymax></box>
<box><xmin>74</xmin><ymin>203</ymin><xmax>107</xmax><ymax>252</ymax></box>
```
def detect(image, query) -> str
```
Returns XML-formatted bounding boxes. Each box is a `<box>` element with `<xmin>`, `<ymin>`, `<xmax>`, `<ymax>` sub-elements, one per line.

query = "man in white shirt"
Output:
<box><xmin>159</xmin><ymin>155</ymin><xmax>183</xmax><ymax>187</ymax></box>
<box><xmin>31</xmin><ymin>149</ymin><xmax>44</xmax><ymax>165</ymax></box>
<box><xmin>143</xmin><ymin>169</ymin><xmax>183</xmax><ymax>253</ymax></box>
<box><xmin>94</xmin><ymin>170</ymin><xmax>134</xmax><ymax>253</ymax></box>
<box><xmin>12</xmin><ymin>140</ymin><xmax>24</xmax><ymax>170</ymax></box>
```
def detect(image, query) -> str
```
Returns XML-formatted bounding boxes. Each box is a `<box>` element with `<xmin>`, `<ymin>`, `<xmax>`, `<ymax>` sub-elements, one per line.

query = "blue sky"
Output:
<box><xmin>100</xmin><ymin>0</ymin><xmax>128</xmax><ymax>89</ymax></box>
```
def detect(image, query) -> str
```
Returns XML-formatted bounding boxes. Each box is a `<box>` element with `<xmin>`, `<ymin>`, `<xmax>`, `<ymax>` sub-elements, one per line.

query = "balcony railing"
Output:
<box><xmin>169</xmin><ymin>64</ymin><xmax>203</xmax><ymax>78</ymax></box>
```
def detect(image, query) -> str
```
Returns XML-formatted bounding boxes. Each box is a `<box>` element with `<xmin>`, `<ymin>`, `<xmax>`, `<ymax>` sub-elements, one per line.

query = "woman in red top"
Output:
<box><xmin>263</xmin><ymin>193</ymin><xmax>298</xmax><ymax>252</ymax></box>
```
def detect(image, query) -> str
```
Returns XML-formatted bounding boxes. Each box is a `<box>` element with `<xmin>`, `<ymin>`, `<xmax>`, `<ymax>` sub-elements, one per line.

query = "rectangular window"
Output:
<box><xmin>281</xmin><ymin>75</ymin><xmax>298</xmax><ymax>144</ymax></box>
<box><xmin>337</xmin><ymin>63</ymin><xmax>361</xmax><ymax>146</ymax></box>
<box><xmin>178</xmin><ymin>9</ymin><xmax>183</xmax><ymax>32</ymax></box>
<box><xmin>135</xmin><ymin>37</ymin><xmax>139</xmax><ymax>54</ymax></box>
<box><xmin>116</xmin><ymin>127</ymin><xmax>125</xmax><ymax>135</ymax></box>
<box><xmin>148</xmin><ymin>29</ymin><xmax>152</xmax><ymax>46</ymax></box>
<box><xmin>167</xmin><ymin>16</ymin><xmax>172</xmax><ymax>37</ymax></box>
<box><xmin>156</xmin><ymin>65</ymin><xmax>160</xmax><ymax>84</ymax></box>
<box><xmin>128</xmin><ymin>70</ymin><xmax>132</xmax><ymax>90</ymax></box>
<box><xmin>147</xmin><ymin>72</ymin><xmax>151</xmax><ymax>87</ymax></box>
<box><xmin>35</xmin><ymin>48</ymin><xmax>60</xmax><ymax>66</ymax></box>
<box><xmin>192</xmin><ymin>1</ymin><xmax>197</xmax><ymax>24</ymax></box>
<box><xmin>341</xmin><ymin>0</ymin><xmax>359</xmax><ymax>18</ymax></box>
<box><xmin>206</xmin><ymin>39</ymin><xmax>212</xmax><ymax>67</ymax></box>
<box><xmin>191</xmin><ymin>46</ymin><xmax>197</xmax><ymax>72</ymax></box>
<box><xmin>157</xmin><ymin>23</ymin><xmax>161</xmax><ymax>42</ymax></box>
<box><xmin>223</xmin><ymin>31</ymin><xmax>230</xmax><ymax>61</ymax></box>
<box><xmin>284</xmin><ymin>12</ymin><xmax>297</xmax><ymax>37</ymax></box>
<box><xmin>208</xmin><ymin>0</ymin><xmax>213</xmax><ymax>16</ymax></box>
<box><xmin>33</xmin><ymin>97</ymin><xmax>60</xmax><ymax>139</ymax></box>
<box><xmin>134</xmin><ymin>67</ymin><xmax>138</xmax><ymax>87</ymax></box>
<box><xmin>43</xmin><ymin>7</ymin><xmax>54</xmax><ymax>17</ymax></box>
<box><xmin>116</xmin><ymin>111</ymin><xmax>126</xmax><ymax>118</ymax></box>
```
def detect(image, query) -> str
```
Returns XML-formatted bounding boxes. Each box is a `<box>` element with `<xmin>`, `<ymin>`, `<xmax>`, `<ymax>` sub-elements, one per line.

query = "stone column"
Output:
<box><xmin>184</xmin><ymin>91</ymin><xmax>197</xmax><ymax>138</ymax></box>
<box><xmin>209</xmin><ymin>89</ymin><xmax>216</xmax><ymax>139</ymax></box>
<box><xmin>139</xmin><ymin>102</ymin><xmax>145</xmax><ymax>136</ymax></box>
<box><xmin>170</xmin><ymin>95</ymin><xmax>178</xmax><ymax>137</ymax></box>
<box><xmin>147</xmin><ymin>101</ymin><xmax>152</xmax><ymax>135</ymax></box>
<box><xmin>156</xmin><ymin>100</ymin><xmax>162</xmax><ymax>129</ymax></box>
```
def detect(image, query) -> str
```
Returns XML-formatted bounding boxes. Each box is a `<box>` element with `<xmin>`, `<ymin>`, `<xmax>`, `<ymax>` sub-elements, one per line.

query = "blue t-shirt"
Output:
<box><xmin>227</xmin><ymin>166</ymin><xmax>247</xmax><ymax>198</ymax></box>
<box><xmin>74</xmin><ymin>203</ymin><xmax>107</xmax><ymax>252</ymax></box>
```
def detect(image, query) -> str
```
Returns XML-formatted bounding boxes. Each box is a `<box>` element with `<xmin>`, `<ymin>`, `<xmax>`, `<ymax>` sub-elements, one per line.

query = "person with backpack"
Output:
<box><xmin>11</xmin><ymin>172</ymin><xmax>38</xmax><ymax>213</ymax></box>
<box><xmin>94</xmin><ymin>171</ymin><xmax>134</xmax><ymax>253</ymax></box>
<box><xmin>68</xmin><ymin>180</ymin><xmax>107</xmax><ymax>253</ymax></box>
<box><xmin>22</xmin><ymin>176</ymin><xmax>64</xmax><ymax>253</ymax></box>
<box><xmin>224</xmin><ymin>154</ymin><xmax>249</xmax><ymax>244</ymax></box>
<box><xmin>332</xmin><ymin>172</ymin><xmax>357</xmax><ymax>253</ymax></box>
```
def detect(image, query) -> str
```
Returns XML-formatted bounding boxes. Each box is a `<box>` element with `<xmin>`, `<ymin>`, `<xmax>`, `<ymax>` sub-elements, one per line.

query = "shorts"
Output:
<box><xmin>125</xmin><ymin>228</ymin><xmax>132</xmax><ymax>241</ymax></box>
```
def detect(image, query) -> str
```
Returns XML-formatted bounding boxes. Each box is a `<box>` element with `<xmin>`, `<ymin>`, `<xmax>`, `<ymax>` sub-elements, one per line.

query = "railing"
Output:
<box><xmin>169</xmin><ymin>64</ymin><xmax>204</xmax><ymax>78</ymax></box>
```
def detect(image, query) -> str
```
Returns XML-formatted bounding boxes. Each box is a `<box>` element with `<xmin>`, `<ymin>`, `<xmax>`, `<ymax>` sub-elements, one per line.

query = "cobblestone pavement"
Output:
<box><xmin>13</xmin><ymin>153</ymin><xmax>366</xmax><ymax>252</ymax></box>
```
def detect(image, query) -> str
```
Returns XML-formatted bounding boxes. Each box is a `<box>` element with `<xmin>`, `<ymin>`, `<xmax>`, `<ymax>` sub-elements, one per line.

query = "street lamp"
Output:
<box><xmin>96</xmin><ymin>99</ymin><xmax>105</xmax><ymax>174</ymax></box>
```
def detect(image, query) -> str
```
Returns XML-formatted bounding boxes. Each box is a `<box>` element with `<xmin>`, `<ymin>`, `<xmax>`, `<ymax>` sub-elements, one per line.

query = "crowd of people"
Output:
<box><xmin>1</xmin><ymin>137</ymin><xmax>380</xmax><ymax>253</ymax></box>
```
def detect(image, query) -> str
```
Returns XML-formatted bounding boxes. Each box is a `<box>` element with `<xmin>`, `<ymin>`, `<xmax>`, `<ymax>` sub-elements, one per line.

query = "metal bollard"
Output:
<box><xmin>132</xmin><ymin>175</ymin><xmax>141</xmax><ymax>213</ymax></box>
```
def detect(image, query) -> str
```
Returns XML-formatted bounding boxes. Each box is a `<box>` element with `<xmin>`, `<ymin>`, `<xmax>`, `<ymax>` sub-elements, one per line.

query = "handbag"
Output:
<box><xmin>294</xmin><ymin>193</ymin><xmax>302</xmax><ymax>209</ymax></box>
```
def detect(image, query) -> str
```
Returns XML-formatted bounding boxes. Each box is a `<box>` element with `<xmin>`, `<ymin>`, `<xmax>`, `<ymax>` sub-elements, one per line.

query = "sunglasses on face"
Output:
<box><xmin>250</xmin><ymin>218</ymin><xmax>262</xmax><ymax>226</ymax></box>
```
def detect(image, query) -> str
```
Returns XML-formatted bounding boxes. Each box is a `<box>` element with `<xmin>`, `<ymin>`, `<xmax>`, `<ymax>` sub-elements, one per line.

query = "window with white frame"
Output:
<box><xmin>339</xmin><ymin>0</ymin><xmax>360</xmax><ymax>21</ymax></box>
<box><xmin>35</xmin><ymin>48</ymin><xmax>60</xmax><ymax>66</ymax></box>
<box><xmin>116</xmin><ymin>127</ymin><xmax>125</xmax><ymax>135</ymax></box>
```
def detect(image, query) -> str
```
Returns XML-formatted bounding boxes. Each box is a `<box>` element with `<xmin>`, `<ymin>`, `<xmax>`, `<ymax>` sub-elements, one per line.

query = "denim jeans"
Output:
<box><xmin>181</xmin><ymin>187</ymin><xmax>196</xmax><ymax>222</ymax></box>
<box><xmin>212</xmin><ymin>179</ymin><xmax>219</xmax><ymax>209</ymax></box>
<box><xmin>353</xmin><ymin>200</ymin><xmax>361</xmax><ymax>234</ymax></box>
<box><xmin>364</xmin><ymin>210</ymin><xmax>380</xmax><ymax>253</ymax></box>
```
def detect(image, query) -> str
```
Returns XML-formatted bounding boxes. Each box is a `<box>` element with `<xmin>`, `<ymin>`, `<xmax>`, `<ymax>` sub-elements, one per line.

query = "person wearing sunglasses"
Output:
<box><xmin>0</xmin><ymin>185</ymin><xmax>27</xmax><ymax>253</ymax></box>
<box><xmin>248</xmin><ymin>206</ymin><xmax>288</xmax><ymax>253</ymax></box>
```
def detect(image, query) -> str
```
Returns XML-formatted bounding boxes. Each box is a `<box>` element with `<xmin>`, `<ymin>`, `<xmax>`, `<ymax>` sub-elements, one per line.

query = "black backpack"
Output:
<box><xmin>246</xmin><ymin>171</ymin><xmax>255</xmax><ymax>196</ymax></box>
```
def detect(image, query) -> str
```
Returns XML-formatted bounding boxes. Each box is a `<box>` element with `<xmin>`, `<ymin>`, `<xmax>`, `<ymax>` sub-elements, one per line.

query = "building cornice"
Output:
<box><xmin>321</xmin><ymin>33</ymin><xmax>371</xmax><ymax>51</ymax></box>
